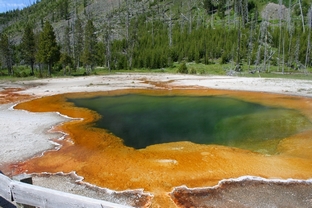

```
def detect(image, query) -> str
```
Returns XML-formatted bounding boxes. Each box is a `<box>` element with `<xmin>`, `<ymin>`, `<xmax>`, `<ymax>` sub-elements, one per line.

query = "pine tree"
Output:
<box><xmin>63</xmin><ymin>0</ymin><xmax>70</xmax><ymax>20</ymax></box>
<box><xmin>21</xmin><ymin>24</ymin><xmax>36</xmax><ymax>75</ymax></box>
<box><xmin>203</xmin><ymin>0</ymin><xmax>217</xmax><ymax>14</ymax></box>
<box><xmin>58</xmin><ymin>0</ymin><xmax>69</xmax><ymax>20</ymax></box>
<box><xmin>0</xmin><ymin>34</ymin><xmax>14</xmax><ymax>75</ymax></box>
<box><xmin>73</xmin><ymin>18</ymin><xmax>84</xmax><ymax>70</ymax></box>
<box><xmin>96</xmin><ymin>41</ymin><xmax>105</xmax><ymax>67</ymax></box>
<box><xmin>82</xmin><ymin>19</ymin><xmax>97</xmax><ymax>72</ymax></box>
<box><xmin>36</xmin><ymin>21</ymin><xmax>60</xmax><ymax>76</ymax></box>
<box><xmin>63</xmin><ymin>24</ymin><xmax>71</xmax><ymax>56</ymax></box>
<box><xmin>60</xmin><ymin>24</ymin><xmax>73</xmax><ymax>74</ymax></box>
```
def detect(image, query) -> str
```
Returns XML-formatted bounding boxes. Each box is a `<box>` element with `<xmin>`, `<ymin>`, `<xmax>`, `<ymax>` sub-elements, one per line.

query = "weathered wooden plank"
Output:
<box><xmin>13</xmin><ymin>174</ymin><xmax>35</xmax><ymax>208</ymax></box>
<box><xmin>11</xmin><ymin>181</ymin><xmax>132</xmax><ymax>208</ymax></box>
<box><xmin>13</xmin><ymin>174</ymin><xmax>33</xmax><ymax>185</ymax></box>
<box><xmin>0</xmin><ymin>173</ymin><xmax>12</xmax><ymax>201</ymax></box>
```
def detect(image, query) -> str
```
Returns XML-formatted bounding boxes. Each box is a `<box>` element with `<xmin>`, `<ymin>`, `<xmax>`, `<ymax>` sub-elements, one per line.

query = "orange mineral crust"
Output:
<box><xmin>0</xmin><ymin>88</ymin><xmax>33</xmax><ymax>104</ymax></box>
<box><xmin>14</xmin><ymin>89</ymin><xmax>312</xmax><ymax>207</ymax></box>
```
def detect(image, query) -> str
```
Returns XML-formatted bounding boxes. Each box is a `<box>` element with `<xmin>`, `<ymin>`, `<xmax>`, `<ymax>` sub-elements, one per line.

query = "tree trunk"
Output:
<box><xmin>39</xmin><ymin>64</ymin><xmax>43</xmax><ymax>77</ymax></box>
<box><xmin>236</xmin><ymin>17</ymin><xmax>241</xmax><ymax>67</ymax></box>
<box><xmin>305</xmin><ymin>5</ymin><xmax>312</xmax><ymax>71</ymax></box>
<box><xmin>287</xmin><ymin>0</ymin><xmax>293</xmax><ymax>69</ymax></box>
<box><xmin>167</xmin><ymin>10</ymin><xmax>173</xmax><ymax>47</ymax></box>
<box><xmin>298</xmin><ymin>0</ymin><xmax>305</xmax><ymax>32</ymax></box>
<box><xmin>247</xmin><ymin>16</ymin><xmax>254</xmax><ymax>71</ymax></box>
<box><xmin>105</xmin><ymin>15</ymin><xmax>112</xmax><ymax>72</ymax></box>
<box><xmin>30</xmin><ymin>61</ymin><xmax>34</xmax><ymax>75</ymax></box>
<box><xmin>48</xmin><ymin>63</ymin><xmax>51</xmax><ymax>77</ymax></box>
<box><xmin>278</xmin><ymin>0</ymin><xmax>283</xmax><ymax>71</ymax></box>
<box><xmin>305</xmin><ymin>31</ymin><xmax>311</xmax><ymax>71</ymax></box>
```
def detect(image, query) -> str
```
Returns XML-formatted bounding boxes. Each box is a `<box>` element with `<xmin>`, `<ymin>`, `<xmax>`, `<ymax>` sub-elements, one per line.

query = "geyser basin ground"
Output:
<box><xmin>13</xmin><ymin>88</ymin><xmax>312</xmax><ymax>207</ymax></box>
<box><xmin>68</xmin><ymin>94</ymin><xmax>312</xmax><ymax>153</ymax></box>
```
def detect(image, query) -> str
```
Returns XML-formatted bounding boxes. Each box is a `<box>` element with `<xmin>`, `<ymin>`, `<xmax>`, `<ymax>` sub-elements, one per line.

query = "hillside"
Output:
<box><xmin>0</xmin><ymin>0</ymin><xmax>311</xmax><ymax>76</ymax></box>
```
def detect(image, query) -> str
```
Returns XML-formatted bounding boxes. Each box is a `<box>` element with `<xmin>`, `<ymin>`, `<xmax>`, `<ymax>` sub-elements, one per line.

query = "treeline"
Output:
<box><xmin>107</xmin><ymin>15</ymin><xmax>312</xmax><ymax>72</ymax></box>
<box><xmin>0</xmin><ymin>0</ymin><xmax>312</xmax><ymax>77</ymax></box>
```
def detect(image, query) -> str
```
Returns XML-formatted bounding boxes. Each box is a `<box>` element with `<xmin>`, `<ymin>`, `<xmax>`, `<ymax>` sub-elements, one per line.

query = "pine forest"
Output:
<box><xmin>0</xmin><ymin>0</ymin><xmax>311</xmax><ymax>77</ymax></box>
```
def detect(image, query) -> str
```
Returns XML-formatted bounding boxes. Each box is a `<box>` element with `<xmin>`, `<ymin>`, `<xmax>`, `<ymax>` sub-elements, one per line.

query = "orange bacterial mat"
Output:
<box><xmin>12</xmin><ymin>89</ymin><xmax>312</xmax><ymax>207</ymax></box>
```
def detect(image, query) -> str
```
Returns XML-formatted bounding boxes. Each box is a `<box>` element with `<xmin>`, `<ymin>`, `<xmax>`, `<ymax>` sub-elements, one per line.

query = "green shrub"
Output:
<box><xmin>221</xmin><ymin>52</ymin><xmax>231</xmax><ymax>64</ymax></box>
<box><xmin>21</xmin><ymin>71</ymin><xmax>28</xmax><ymax>77</ymax></box>
<box><xmin>14</xmin><ymin>71</ymin><xmax>21</xmax><ymax>77</ymax></box>
<box><xmin>189</xmin><ymin>68</ymin><xmax>197</xmax><ymax>74</ymax></box>
<box><xmin>177</xmin><ymin>62</ymin><xmax>188</xmax><ymax>74</ymax></box>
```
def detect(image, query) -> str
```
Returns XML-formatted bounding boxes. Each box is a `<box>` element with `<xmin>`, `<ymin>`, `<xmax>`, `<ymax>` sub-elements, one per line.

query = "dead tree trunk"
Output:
<box><xmin>305</xmin><ymin>5</ymin><xmax>312</xmax><ymax>71</ymax></box>
<box><xmin>105</xmin><ymin>15</ymin><xmax>112</xmax><ymax>72</ymax></box>
<box><xmin>278</xmin><ymin>0</ymin><xmax>283</xmax><ymax>72</ymax></box>
<box><xmin>298</xmin><ymin>0</ymin><xmax>305</xmax><ymax>32</ymax></box>
<box><xmin>287</xmin><ymin>0</ymin><xmax>294</xmax><ymax>69</ymax></box>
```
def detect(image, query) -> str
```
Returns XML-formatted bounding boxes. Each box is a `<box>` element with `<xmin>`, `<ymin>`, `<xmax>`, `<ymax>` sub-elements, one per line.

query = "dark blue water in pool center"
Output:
<box><xmin>68</xmin><ymin>94</ymin><xmax>312</xmax><ymax>152</ymax></box>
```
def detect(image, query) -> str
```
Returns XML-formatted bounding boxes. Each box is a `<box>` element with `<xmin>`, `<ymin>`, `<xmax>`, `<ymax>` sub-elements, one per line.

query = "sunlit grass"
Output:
<box><xmin>0</xmin><ymin>63</ymin><xmax>311</xmax><ymax>81</ymax></box>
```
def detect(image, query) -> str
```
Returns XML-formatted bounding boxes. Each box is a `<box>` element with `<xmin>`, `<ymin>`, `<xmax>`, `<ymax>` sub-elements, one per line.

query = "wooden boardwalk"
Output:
<box><xmin>0</xmin><ymin>173</ymin><xmax>131</xmax><ymax>208</ymax></box>
<box><xmin>0</xmin><ymin>196</ymin><xmax>16</xmax><ymax>208</ymax></box>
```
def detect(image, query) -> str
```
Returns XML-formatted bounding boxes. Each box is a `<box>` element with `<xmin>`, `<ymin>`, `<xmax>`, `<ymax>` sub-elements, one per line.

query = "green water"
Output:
<box><xmin>68</xmin><ymin>94</ymin><xmax>312</xmax><ymax>152</ymax></box>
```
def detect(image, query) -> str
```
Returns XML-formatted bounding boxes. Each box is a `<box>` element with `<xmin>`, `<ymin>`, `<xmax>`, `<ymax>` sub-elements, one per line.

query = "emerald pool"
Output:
<box><xmin>68</xmin><ymin>94</ymin><xmax>312</xmax><ymax>152</ymax></box>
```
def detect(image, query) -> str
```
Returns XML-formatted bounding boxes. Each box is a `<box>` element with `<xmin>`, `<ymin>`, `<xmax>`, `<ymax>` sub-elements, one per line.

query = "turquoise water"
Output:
<box><xmin>68</xmin><ymin>94</ymin><xmax>312</xmax><ymax>152</ymax></box>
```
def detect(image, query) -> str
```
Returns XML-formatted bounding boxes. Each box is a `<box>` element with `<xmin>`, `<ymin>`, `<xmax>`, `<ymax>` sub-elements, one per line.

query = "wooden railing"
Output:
<box><xmin>0</xmin><ymin>173</ymin><xmax>132</xmax><ymax>208</ymax></box>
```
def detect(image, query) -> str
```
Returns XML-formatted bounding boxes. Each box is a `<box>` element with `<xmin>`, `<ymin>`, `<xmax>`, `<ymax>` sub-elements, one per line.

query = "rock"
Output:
<box><xmin>262</xmin><ymin>3</ymin><xmax>289</xmax><ymax>21</ymax></box>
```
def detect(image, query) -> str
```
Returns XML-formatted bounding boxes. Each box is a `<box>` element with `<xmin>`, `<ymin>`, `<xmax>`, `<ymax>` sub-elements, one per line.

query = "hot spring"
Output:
<box><xmin>68</xmin><ymin>94</ymin><xmax>312</xmax><ymax>153</ymax></box>
<box><xmin>14</xmin><ymin>88</ymin><xmax>312</xmax><ymax>207</ymax></box>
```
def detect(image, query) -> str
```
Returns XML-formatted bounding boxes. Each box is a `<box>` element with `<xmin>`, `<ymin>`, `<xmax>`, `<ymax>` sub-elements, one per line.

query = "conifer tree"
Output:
<box><xmin>0</xmin><ymin>34</ymin><xmax>13</xmax><ymax>75</ymax></box>
<box><xmin>82</xmin><ymin>19</ymin><xmax>97</xmax><ymax>72</ymax></box>
<box><xmin>36</xmin><ymin>21</ymin><xmax>60</xmax><ymax>76</ymax></box>
<box><xmin>96</xmin><ymin>41</ymin><xmax>105</xmax><ymax>67</ymax></box>
<box><xmin>73</xmin><ymin>18</ymin><xmax>83</xmax><ymax>69</ymax></box>
<box><xmin>60</xmin><ymin>25</ymin><xmax>73</xmax><ymax>74</ymax></box>
<box><xmin>63</xmin><ymin>24</ymin><xmax>71</xmax><ymax>56</ymax></box>
<box><xmin>62</xmin><ymin>0</ymin><xmax>70</xmax><ymax>20</ymax></box>
<box><xmin>21</xmin><ymin>24</ymin><xmax>36</xmax><ymax>75</ymax></box>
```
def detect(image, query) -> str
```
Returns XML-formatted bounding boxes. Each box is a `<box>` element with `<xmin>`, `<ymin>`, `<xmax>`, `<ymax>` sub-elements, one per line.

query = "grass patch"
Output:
<box><xmin>0</xmin><ymin>63</ymin><xmax>311</xmax><ymax>82</ymax></box>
